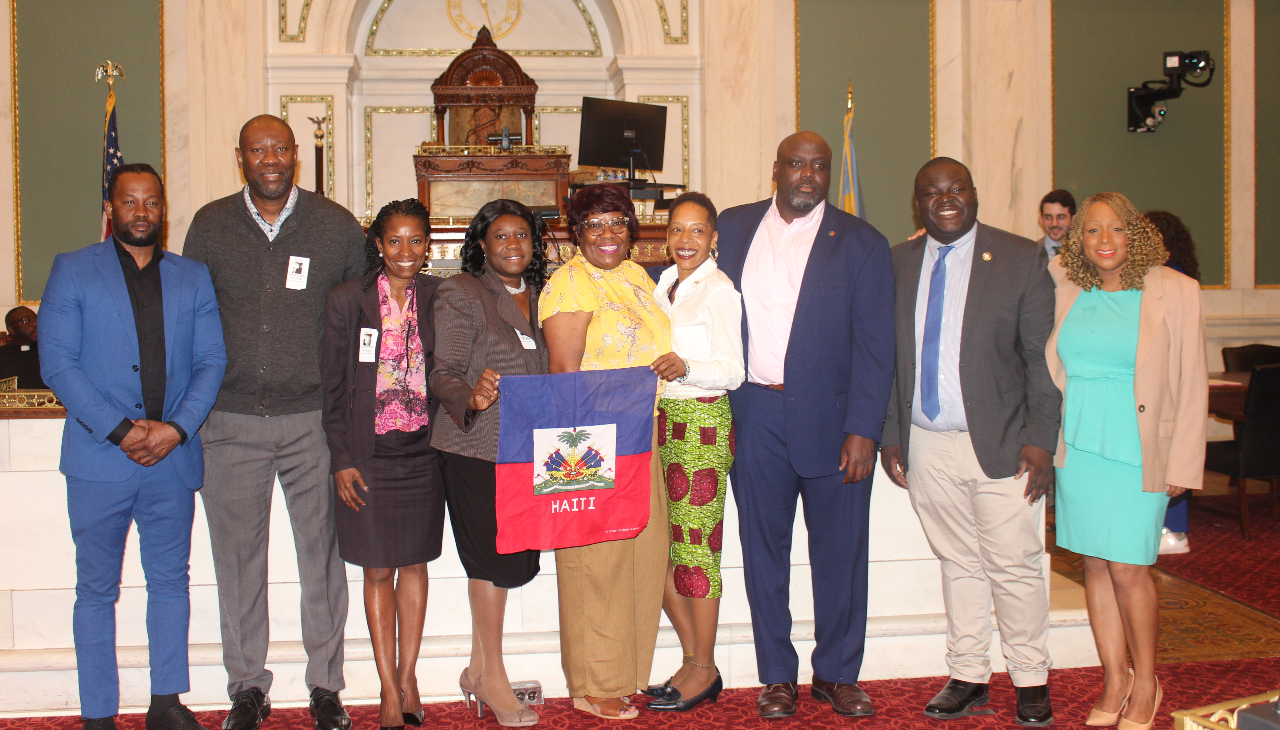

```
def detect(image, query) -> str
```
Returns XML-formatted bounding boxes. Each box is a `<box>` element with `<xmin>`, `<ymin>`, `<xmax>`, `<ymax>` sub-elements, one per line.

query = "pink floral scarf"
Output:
<box><xmin>374</xmin><ymin>273</ymin><xmax>429</xmax><ymax>435</ymax></box>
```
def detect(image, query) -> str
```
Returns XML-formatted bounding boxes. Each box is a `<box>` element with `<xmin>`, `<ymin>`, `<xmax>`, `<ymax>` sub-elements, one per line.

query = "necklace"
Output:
<box><xmin>504</xmin><ymin>279</ymin><xmax>527</xmax><ymax>295</ymax></box>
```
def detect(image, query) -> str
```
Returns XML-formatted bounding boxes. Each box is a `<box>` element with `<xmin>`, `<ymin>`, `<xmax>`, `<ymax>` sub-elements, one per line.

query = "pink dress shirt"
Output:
<box><xmin>740</xmin><ymin>198</ymin><xmax>826</xmax><ymax>385</ymax></box>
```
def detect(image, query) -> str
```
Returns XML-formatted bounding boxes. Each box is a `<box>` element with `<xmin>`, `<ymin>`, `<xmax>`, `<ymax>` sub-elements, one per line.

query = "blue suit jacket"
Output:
<box><xmin>40</xmin><ymin>240</ymin><xmax>227</xmax><ymax>488</ymax></box>
<box><xmin>718</xmin><ymin>200</ymin><xmax>895</xmax><ymax>478</ymax></box>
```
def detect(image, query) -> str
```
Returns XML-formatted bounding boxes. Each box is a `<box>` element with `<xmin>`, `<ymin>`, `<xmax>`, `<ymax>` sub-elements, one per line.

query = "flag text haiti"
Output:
<box><xmin>494</xmin><ymin>366</ymin><xmax>657</xmax><ymax>554</ymax></box>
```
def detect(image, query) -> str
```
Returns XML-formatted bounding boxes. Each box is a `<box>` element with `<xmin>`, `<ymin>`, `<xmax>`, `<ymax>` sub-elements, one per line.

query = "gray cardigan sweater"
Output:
<box><xmin>182</xmin><ymin>187</ymin><xmax>367</xmax><ymax>416</ymax></box>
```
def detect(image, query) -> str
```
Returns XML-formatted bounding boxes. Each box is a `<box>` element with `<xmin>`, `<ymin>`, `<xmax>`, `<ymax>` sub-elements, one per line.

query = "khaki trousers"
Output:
<box><xmin>906</xmin><ymin>425</ymin><xmax>1051</xmax><ymax>686</ymax></box>
<box><xmin>555</xmin><ymin>428</ymin><xmax>669</xmax><ymax>698</ymax></box>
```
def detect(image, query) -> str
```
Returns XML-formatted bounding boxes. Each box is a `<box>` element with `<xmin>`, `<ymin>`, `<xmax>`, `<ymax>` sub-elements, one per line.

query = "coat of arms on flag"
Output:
<box><xmin>495</xmin><ymin>367</ymin><xmax>657</xmax><ymax>553</ymax></box>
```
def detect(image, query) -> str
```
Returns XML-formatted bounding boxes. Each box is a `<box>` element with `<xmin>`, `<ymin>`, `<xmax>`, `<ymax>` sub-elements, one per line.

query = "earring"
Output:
<box><xmin>378</xmin><ymin>252</ymin><xmax>383</xmax><ymax>257</ymax></box>
<box><xmin>711</xmin><ymin>242</ymin><xmax>719</xmax><ymax>260</ymax></box>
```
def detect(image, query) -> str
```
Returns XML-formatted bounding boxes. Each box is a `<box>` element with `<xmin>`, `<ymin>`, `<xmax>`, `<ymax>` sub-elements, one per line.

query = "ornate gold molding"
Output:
<box><xmin>364</xmin><ymin>105</ymin><xmax>435</xmax><ymax>216</ymax></box>
<box><xmin>1206</xmin><ymin>0</ymin><xmax>1232</xmax><ymax>289</ymax></box>
<box><xmin>365</xmin><ymin>0</ymin><xmax>602</xmax><ymax>57</ymax></box>
<box><xmin>637</xmin><ymin>95</ymin><xmax>690</xmax><ymax>189</ymax></box>
<box><xmin>793</xmin><ymin>0</ymin><xmax>799</xmax><ymax>131</ymax></box>
<box><xmin>278</xmin><ymin>0</ymin><xmax>313</xmax><ymax>43</ymax></box>
<box><xmin>280</xmin><ymin>95</ymin><xmax>335</xmax><ymax>198</ymax></box>
<box><xmin>656</xmin><ymin>0</ymin><xmax>688</xmax><ymax>44</ymax></box>
<box><xmin>10</xmin><ymin>0</ymin><xmax>24</xmax><ymax>304</ymax></box>
<box><xmin>531</xmin><ymin>105</ymin><xmax>581</xmax><ymax>145</ymax></box>
<box><xmin>929</xmin><ymin>0</ymin><xmax>936</xmax><ymax>158</ymax></box>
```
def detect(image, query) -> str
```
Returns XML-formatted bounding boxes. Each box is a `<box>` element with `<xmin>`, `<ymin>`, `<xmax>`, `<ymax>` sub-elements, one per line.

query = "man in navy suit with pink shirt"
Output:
<box><xmin>716</xmin><ymin>131</ymin><xmax>895</xmax><ymax>719</ymax></box>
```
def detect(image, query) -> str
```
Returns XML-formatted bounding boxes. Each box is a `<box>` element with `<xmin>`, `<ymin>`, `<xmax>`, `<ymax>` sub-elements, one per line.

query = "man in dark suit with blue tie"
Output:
<box><xmin>716</xmin><ymin>131</ymin><xmax>895</xmax><ymax>719</ymax></box>
<box><xmin>41</xmin><ymin>164</ymin><xmax>226</xmax><ymax>730</ymax></box>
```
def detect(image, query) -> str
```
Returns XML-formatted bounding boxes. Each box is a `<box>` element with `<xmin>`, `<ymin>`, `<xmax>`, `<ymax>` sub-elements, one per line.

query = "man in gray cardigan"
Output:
<box><xmin>183</xmin><ymin>115</ymin><xmax>367</xmax><ymax>730</ymax></box>
<box><xmin>880</xmin><ymin>158</ymin><xmax>1060</xmax><ymax>727</ymax></box>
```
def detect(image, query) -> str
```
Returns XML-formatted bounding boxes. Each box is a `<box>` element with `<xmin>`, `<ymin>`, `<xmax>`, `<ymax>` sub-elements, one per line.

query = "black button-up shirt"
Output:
<box><xmin>106</xmin><ymin>240</ymin><xmax>187</xmax><ymax>446</ymax></box>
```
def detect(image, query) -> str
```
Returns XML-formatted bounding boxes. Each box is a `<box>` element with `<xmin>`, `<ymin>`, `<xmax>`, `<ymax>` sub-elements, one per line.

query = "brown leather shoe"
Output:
<box><xmin>811</xmin><ymin>678</ymin><xmax>874</xmax><ymax>717</ymax></box>
<box><xmin>758</xmin><ymin>682</ymin><xmax>799</xmax><ymax>718</ymax></box>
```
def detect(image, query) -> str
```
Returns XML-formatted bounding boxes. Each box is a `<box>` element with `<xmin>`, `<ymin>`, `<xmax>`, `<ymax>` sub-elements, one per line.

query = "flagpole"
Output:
<box><xmin>95</xmin><ymin>61</ymin><xmax>124</xmax><ymax>241</ymax></box>
<box><xmin>308</xmin><ymin>115</ymin><xmax>327</xmax><ymax>198</ymax></box>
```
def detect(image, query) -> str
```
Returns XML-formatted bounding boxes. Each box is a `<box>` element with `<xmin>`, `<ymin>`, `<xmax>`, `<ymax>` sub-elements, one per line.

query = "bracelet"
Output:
<box><xmin>676</xmin><ymin>358</ymin><xmax>690</xmax><ymax>383</ymax></box>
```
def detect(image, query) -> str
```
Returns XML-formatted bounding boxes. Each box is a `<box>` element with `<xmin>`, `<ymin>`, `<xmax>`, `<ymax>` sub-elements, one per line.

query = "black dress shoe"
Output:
<box><xmin>223</xmin><ymin>688</ymin><xmax>271</xmax><ymax>730</ymax></box>
<box><xmin>924</xmin><ymin>678</ymin><xmax>993</xmax><ymax>719</ymax></box>
<box><xmin>401</xmin><ymin>710</ymin><xmax>424</xmax><ymax>727</ymax></box>
<box><xmin>82</xmin><ymin>718</ymin><xmax>118</xmax><ymax>730</ymax></box>
<box><xmin>649</xmin><ymin>673</ymin><xmax>724</xmax><ymax>712</ymax></box>
<box><xmin>1016</xmin><ymin>685</ymin><xmax>1054</xmax><ymax>727</ymax></box>
<box><xmin>309</xmin><ymin>687</ymin><xmax>352</xmax><ymax>730</ymax></box>
<box><xmin>146</xmin><ymin>702</ymin><xmax>208</xmax><ymax>730</ymax></box>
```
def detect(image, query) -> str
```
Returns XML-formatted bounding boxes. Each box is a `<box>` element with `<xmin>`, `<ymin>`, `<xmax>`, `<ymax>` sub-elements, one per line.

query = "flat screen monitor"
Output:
<box><xmin>577</xmin><ymin>97</ymin><xmax>666</xmax><ymax>174</ymax></box>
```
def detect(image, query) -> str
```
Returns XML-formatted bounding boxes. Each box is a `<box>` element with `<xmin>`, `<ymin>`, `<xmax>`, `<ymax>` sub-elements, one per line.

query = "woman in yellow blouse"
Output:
<box><xmin>540</xmin><ymin>183</ymin><xmax>672</xmax><ymax>720</ymax></box>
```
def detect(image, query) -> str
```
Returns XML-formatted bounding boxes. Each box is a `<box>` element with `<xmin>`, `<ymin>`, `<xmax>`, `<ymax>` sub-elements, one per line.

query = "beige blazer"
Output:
<box><xmin>1046</xmin><ymin>259</ymin><xmax>1207</xmax><ymax>492</ymax></box>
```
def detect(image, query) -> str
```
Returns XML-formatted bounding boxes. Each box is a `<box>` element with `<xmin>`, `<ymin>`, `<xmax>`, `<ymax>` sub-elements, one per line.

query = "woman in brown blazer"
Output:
<box><xmin>1045</xmin><ymin>192</ymin><xmax>1206</xmax><ymax>730</ymax></box>
<box><xmin>321</xmin><ymin>199</ymin><xmax>444</xmax><ymax>729</ymax></box>
<box><xmin>430</xmin><ymin>199</ymin><xmax>549</xmax><ymax>727</ymax></box>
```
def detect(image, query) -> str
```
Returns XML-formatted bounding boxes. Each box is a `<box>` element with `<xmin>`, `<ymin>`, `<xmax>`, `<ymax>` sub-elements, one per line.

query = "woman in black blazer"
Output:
<box><xmin>430</xmin><ymin>199</ymin><xmax>549</xmax><ymax>727</ymax></box>
<box><xmin>321</xmin><ymin>199</ymin><xmax>444</xmax><ymax>730</ymax></box>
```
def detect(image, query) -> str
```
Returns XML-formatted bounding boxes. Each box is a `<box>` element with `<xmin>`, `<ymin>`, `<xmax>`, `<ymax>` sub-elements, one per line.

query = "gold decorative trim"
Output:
<box><xmin>532</xmin><ymin>105</ymin><xmax>581</xmax><ymax>145</ymax></box>
<box><xmin>280</xmin><ymin>94</ymin><xmax>335</xmax><ymax>199</ymax></box>
<box><xmin>11</xmin><ymin>1</ymin><xmax>165</xmax><ymax>304</ymax></box>
<box><xmin>929</xmin><ymin>0</ymin><xmax>936</xmax><ymax>158</ymax></box>
<box><xmin>278</xmin><ymin>0</ymin><xmax>313</xmax><ymax>43</ymax></box>
<box><xmin>365</xmin><ymin>0</ymin><xmax>602</xmax><ymax>57</ymax></box>
<box><xmin>656</xmin><ymin>0</ymin><xmax>688</xmax><ymax>44</ymax></box>
<box><xmin>1050</xmin><ymin>0</ymin><xmax>1055</xmax><ymax>188</ymax></box>
<box><xmin>413</xmin><ymin>144</ymin><xmax>568</xmax><ymax>156</ymax></box>
<box><xmin>0</xmin><ymin>390</ymin><xmax>59</xmax><ymax>408</ymax></box>
<box><xmin>637</xmin><ymin>95</ymin><xmax>690</xmax><ymax>189</ymax></box>
<box><xmin>1208</xmin><ymin>0</ymin><xmax>1231</xmax><ymax>289</ymax></box>
<box><xmin>364</xmin><ymin>105</ymin><xmax>434</xmax><ymax>217</ymax></box>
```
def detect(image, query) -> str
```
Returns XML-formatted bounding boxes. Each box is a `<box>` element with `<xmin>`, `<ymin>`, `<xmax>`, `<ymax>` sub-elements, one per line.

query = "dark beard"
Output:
<box><xmin>115</xmin><ymin>224</ymin><xmax>160</xmax><ymax>249</ymax></box>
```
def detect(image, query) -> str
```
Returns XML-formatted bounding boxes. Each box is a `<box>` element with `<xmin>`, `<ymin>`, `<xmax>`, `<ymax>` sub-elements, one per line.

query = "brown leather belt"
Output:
<box><xmin>764</xmin><ymin>383</ymin><xmax>784</xmax><ymax>391</ymax></box>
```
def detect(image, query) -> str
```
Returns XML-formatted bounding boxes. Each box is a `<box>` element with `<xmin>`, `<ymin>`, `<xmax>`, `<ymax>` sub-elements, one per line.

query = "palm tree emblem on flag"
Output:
<box><xmin>534</xmin><ymin>425</ymin><xmax>616</xmax><ymax>495</ymax></box>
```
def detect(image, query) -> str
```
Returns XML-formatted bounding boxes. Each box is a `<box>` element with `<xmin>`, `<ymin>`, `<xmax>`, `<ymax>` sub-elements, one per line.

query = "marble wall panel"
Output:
<box><xmin>430</xmin><ymin>181</ymin><xmax>558</xmax><ymax>218</ymax></box>
<box><xmin>0</xmin><ymin>470</ymin><xmax>75</xmax><ymax>591</ymax></box>
<box><xmin>8</xmin><ymin>419</ymin><xmax>63</xmax><ymax>472</ymax></box>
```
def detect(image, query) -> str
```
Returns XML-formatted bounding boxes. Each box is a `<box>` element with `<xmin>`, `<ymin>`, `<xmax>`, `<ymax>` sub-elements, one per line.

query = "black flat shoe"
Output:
<box><xmin>401</xmin><ymin>711</ymin><xmax>424</xmax><ymax>727</ymax></box>
<box><xmin>648</xmin><ymin>673</ymin><xmax>723</xmax><ymax>712</ymax></box>
<box><xmin>1016</xmin><ymin>685</ymin><xmax>1054</xmax><ymax>727</ymax></box>
<box><xmin>924</xmin><ymin>678</ymin><xmax>993</xmax><ymax>719</ymax></box>
<box><xmin>642</xmin><ymin>679</ymin><xmax>674</xmax><ymax>698</ymax></box>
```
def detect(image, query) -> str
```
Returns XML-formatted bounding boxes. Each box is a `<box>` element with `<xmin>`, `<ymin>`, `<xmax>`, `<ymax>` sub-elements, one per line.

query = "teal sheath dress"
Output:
<box><xmin>1054</xmin><ymin>288</ymin><xmax>1169</xmax><ymax>566</ymax></box>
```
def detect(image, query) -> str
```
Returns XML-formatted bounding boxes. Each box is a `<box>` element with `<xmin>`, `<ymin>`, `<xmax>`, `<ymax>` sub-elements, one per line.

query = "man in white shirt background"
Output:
<box><xmin>1037</xmin><ymin>189</ymin><xmax>1076</xmax><ymax>261</ymax></box>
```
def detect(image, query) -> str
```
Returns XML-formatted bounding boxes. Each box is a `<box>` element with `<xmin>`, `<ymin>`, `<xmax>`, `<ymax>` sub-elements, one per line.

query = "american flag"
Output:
<box><xmin>100</xmin><ymin>88</ymin><xmax>122</xmax><ymax>240</ymax></box>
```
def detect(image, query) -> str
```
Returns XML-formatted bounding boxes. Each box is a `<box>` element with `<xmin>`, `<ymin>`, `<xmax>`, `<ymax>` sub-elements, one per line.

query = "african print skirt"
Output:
<box><xmin>657</xmin><ymin>394</ymin><xmax>734</xmax><ymax>599</ymax></box>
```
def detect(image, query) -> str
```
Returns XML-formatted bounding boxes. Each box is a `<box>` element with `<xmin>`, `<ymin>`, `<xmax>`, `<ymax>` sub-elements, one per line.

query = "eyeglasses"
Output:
<box><xmin>581</xmin><ymin>217</ymin><xmax>629</xmax><ymax>235</ymax></box>
<box><xmin>8</xmin><ymin>317</ymin><xmax>33</xmax><ymax>327</ymax></box>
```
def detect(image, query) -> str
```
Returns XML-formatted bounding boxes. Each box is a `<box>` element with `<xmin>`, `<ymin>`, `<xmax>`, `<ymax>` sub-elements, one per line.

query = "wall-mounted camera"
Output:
<box><xmin>1127</xmin><ymin>50</ymin><xmax>1215</xmax><ymax>133</ymax></box>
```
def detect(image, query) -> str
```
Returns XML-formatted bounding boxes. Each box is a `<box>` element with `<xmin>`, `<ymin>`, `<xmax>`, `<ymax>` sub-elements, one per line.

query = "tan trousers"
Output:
<box><xmin>906</xmin><ymin>425</ymin><xmax>1051</xmax><ymax>687</ymax></box>
<box><xmin>555</xmin><ymin>428</ymin><xmax>669</xmax><ymax>698</ymax></box>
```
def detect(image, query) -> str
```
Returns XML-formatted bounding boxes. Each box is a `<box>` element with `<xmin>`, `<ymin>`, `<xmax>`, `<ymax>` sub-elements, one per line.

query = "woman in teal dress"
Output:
<box><xmin>1046</xmin><ymin>192</ymin><xmax>1207</xmax><ymax>730</ymax></box>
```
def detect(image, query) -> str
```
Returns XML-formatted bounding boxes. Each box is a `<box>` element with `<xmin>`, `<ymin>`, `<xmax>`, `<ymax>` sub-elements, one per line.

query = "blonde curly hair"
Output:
<box><xmin>1059</xmin><ymin>191</ymin><xmax>1167</xmax><ymax>291</ymax></box>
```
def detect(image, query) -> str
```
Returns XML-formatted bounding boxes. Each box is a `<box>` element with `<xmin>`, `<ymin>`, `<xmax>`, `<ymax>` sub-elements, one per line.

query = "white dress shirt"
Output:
<box><xmin>911</xmin><ymin>223</ymin><xmax>978</xmax><ymax>432</ymax></box>
<box><xmin>655</xmin><ymin>257</ymin><xmax>746</xmax><ymax>399</ymax></box>
<box><xmin>740</xmin><ymin>198</ymin><xmax>826</xmax><ymax>384</ymax></box>
<box><xmin>1043</xmin><ymin>235</ymin><xmax>1060</xmax><ymax>262</ymax></box>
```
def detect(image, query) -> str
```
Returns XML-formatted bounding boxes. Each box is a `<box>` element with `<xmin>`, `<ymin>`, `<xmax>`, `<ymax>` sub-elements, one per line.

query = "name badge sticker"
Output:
<box><xmin>285</xmin><ymin>256</ymin><xmax>310</xmax><ymax>290</ymax></box>
<box><xmin>358</xmin><ymin>328</ymin><xmax>379</xmax><ymax>362</ymax></box>
<box><xmin>515</xmin><ymin>328</ymin><xmax>537</xmax><ymax>350</ymax></box>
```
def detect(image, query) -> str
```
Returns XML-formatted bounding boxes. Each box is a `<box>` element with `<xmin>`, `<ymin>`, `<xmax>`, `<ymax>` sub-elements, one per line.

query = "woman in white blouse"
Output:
<box><xmin>645</xmin><ymin>192</ymin><xmax>745</xmax><ymax>712</ymax></box>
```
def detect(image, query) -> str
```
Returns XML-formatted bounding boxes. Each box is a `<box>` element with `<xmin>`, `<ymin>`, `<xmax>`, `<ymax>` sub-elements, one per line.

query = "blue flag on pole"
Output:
<box><xmin>840</xmin><ymin>82</ymin><xmax>865</xmax><ymax>219</ymax></box>
<box><xmin>100</xmin><ymin>88</ymin><xmax>122</xmax><ymax>238</ymax></box>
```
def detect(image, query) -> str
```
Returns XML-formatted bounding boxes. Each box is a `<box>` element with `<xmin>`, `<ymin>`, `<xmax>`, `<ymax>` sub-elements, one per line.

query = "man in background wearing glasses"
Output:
<box><xmin>0</xmin><ymin>306</ymin><xmax>46</xmax><ymax>389</ymax></box>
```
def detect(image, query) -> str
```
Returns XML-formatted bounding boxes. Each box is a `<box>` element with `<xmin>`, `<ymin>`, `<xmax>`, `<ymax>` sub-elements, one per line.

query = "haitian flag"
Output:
<box><xmin>494</xmin><ymin>366</ymin><xmax>658</xmax><ymax>554</ymax></box>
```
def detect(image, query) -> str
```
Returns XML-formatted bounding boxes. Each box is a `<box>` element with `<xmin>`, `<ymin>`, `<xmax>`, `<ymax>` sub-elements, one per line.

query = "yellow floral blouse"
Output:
<box><xmin>539</xmin><ymin>255</ymin><xmax>672</xmax><ymax>372</ymax></box>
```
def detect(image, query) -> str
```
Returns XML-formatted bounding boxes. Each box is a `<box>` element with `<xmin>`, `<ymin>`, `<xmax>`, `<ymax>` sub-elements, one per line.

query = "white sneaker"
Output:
<box><xmin>1158</xmin><ymin>527</ymin><xmax>1190</xmax><ymax>555</ymax></box>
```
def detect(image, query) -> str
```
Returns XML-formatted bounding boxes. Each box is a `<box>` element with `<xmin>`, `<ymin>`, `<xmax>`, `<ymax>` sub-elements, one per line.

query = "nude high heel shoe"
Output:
<box><xmin>1117</xmin><ymin>676</ymin><xmax>1162</xmax><ymax>730</ymax></box>
<box><xmin>1087</xmin><ymin>668</ymin><xmax>1134</xmax><ymax>727</ymax></box>
<box><xmin>459</xmin><ymin>668</ymin><xmax>477</xmax><ymax>710</ymax></box>
<box><xmin>473</xmin><ymin>674</ymin><xmax>539</xmax><ymax>727</ymax></box>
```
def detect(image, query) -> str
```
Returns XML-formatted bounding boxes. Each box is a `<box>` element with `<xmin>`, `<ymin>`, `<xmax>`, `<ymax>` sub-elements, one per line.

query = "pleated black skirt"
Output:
<box><xmin>440</xmin><ymin>450</ymin><xmax>540</xmax><ymax>589</ymax></box>
<box><xmin>336</xmin><ymin>427</ymin><xmax>446</xmax><ymax>568</ymax></box>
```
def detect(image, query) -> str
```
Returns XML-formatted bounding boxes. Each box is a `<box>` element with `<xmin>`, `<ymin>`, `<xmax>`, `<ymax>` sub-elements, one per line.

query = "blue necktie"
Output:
<box><xmin>920</xmin><ymin>245</ymin><xmax>953</xmax><ymax>421</ymax></box>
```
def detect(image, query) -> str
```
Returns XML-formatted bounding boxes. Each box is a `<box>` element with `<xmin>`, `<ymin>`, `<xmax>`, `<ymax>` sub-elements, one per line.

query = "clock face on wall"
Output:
<box><xmin>447</xmin><ymin>0</ymin><xmax>522</xmax><ymax>41</ymax></box>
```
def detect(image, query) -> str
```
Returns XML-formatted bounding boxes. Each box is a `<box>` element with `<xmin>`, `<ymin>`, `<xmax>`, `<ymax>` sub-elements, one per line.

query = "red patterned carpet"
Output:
<box><xmin>1159</xmin><ymin>493</ymin><xmax>1280</xmax><ymax>617</ymax></box>
<box><xmin>7</xmin><ymin>658</ymin><xmax>1280</xmax><ymax>730</ymax></box>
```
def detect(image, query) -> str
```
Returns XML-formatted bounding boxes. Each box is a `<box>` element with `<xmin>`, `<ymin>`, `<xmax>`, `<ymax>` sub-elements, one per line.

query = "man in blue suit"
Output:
<box><xmin>41</xmin><ymin>163</ymin><xmax>226</xmax><ymax>730</ymax></box>
<box><xmin>717</xmin><ymin>132</ymin><xmax>895</xmax><ymax>718</ymax></box>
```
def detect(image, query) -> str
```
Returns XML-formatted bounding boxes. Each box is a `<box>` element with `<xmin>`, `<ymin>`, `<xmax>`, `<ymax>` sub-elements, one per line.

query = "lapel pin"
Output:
<box><xmin>982</xmin><ymin>252</ymin><xmax>992</xmax><ymax>261</ymax></box>
<box><xmin>828</xmin><ymin>230</ymin><xmax>835</xmax><ymax>236</ymax></box>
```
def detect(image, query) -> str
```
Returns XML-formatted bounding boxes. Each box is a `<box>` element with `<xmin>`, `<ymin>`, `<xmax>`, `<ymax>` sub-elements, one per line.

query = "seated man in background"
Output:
<box><xmin>1038</xmin><ymin>189</ymin><xmax>1075</xmax><ymax>260</ymax></box>
<box><xmin>0</xmin><ymin>306</ymin><xmax>46</xmax><ymax>388</ymax></box>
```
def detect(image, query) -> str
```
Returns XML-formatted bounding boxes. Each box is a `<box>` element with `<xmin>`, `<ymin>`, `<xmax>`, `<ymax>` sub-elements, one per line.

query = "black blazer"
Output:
<box><xmin>881</xmin><ymin>223</ymin><xmax>1061</xmax><ymax>478</ymax></box>
<box><xmin>321</xmin><ymin>270</ymin><xmax>443</xmax><ymax>472</ymax></box>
